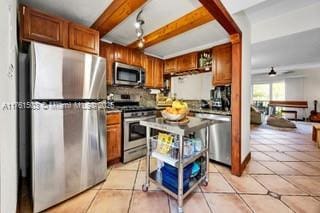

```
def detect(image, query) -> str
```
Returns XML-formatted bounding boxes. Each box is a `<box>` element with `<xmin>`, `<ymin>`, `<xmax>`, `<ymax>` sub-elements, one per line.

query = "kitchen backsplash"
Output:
<box><xmin>182</xmin><ymin>100</ymin><xmax>203</xmax><ymax>109</ymax></box>
<box><xmin>107</xmin><ymin>86</ymin><xmax>156</xmax><ymax>107</ymax></box>
<box><xmin>107</xmin><ymin>86</ymin><xmax>208</xmax><ymax>109</ymax></box>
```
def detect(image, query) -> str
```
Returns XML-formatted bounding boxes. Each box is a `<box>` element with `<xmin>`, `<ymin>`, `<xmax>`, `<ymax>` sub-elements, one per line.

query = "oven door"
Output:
<box><xmin>123</xmin><ymin>116</ymin><xmax>155</xmax><ymax>151</ymax></box>
<box><xmin>114</xmin><ymin>62</ymin><xmax>141</xmax><ymax>86</ymax></box>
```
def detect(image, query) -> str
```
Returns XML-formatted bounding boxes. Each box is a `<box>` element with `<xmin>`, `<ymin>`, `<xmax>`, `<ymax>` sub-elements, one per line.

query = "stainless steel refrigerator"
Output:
<box><xmin>28</xmin><ymin>42</ymin><xmax>107</xmax><ymax>212</ymax></box>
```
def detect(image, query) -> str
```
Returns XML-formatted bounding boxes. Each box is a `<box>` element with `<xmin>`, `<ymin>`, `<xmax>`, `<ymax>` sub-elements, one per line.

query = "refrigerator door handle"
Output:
<box><xmin>98</xmin><ymin>109</ymin><xmax>105</xmax><ymax>160</ymax></box>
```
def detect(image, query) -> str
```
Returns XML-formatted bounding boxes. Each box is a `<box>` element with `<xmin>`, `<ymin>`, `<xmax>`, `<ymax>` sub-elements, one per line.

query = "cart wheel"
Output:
<box><xmin>178</xmin><ymin>207</ymin><xmax>184</xmax><ymax>213</ymax></box>
<box><xmin>142</xmin><ymin>184</ymin><xmax>149</xmax><ymax>192</ymax></box>
<box><xmin>202</xmin><ymin>180</ymin><xmax>208</xmax><ymax>187</ymax></box>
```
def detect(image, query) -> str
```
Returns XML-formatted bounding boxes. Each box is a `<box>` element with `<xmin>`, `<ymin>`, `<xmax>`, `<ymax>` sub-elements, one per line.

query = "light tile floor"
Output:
<box><xmin>20</xmin><ymin>125</ymin><xmax>320</xmax><ymax>213</ymax></box>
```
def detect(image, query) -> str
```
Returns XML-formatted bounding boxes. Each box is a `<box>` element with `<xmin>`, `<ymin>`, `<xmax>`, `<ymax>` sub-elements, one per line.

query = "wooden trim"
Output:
<box><xmin>128</xmin><ymin>7</ymin><xmax>214</xmax><ymax>48</ymax></box>
<box><xmin>199</xmin><ymin>0</ymin><xmax>241</xmax><ymax>35</ymax></box>
<box><xmin>200</xmin><ymin>0</ymin><xmax>243</xmax><ymax>176</ymax></box>
<box><xmin>241</xmin><ymin>152</ymin><xmax>251</xmax><ymax>173</ymax></box>
<box><xmin>230</xmin><ymin>33</ymin><xmax>242</xmax><ymax>176</ymax></box>
<box><xmin>91</xmin><ymin>0</ymin><xmax>147</xmax><ymax>37</ymax></box>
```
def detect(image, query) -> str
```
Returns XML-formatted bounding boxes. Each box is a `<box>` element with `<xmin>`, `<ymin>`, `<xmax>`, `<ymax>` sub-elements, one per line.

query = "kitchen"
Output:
<box><xmin>1</xmin><ymin>0</ymin><xmax>252</xmax><ymax>212</ymax></box>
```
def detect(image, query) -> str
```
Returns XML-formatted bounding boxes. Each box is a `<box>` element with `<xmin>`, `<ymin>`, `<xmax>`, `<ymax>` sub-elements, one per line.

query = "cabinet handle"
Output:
<box><xmin>22</xmin><ymin>6</ymin><xmax>25</xmax><ymax>15</ymax></box>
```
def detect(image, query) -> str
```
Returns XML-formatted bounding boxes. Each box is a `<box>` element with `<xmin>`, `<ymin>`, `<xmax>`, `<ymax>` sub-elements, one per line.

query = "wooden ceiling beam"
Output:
<box><xmin>91</xmin><ymin>0</ymin><xmax>147</xmax><ymax>38</ymax></box>
<box><xmin>199</xmin><ymin>0</ymin><xmax>241</xmax><ymax>35</ymax></box>
<box><xmin>128</xmin><ymin>6</ymin><xmax>214</xmax><ymax>49</ymax></box>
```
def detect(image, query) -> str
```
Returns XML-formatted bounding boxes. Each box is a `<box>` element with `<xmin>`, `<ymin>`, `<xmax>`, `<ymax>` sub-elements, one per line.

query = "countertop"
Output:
<box><xmin>106</xmin><ymin>106</ymin><xmax>231</xmax><ymax>116</ymax></box>
<box><xmin>140</xmin><ymin>117</ymin><xmax>214</xmax><ymax>135</ymax></box>
<box><xmin>106</xmin><ymin>109</ymin><xmax>121</xmax><ymax>114</ymax></box>
<box><xmin>155</xmin><ymin>106</ymin><xmax>231</xmax><ymax>116</ymax></box>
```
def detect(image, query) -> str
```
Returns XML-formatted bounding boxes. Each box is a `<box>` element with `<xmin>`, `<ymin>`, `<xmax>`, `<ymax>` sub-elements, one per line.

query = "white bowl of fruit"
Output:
<box><xmin>161</xmin><ymin>101</ymin><xmax>189</xmax><ymax>121</ymax></box>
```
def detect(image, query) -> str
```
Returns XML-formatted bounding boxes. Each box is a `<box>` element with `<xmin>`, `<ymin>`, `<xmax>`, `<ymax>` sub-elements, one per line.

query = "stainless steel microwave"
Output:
<box><xmin>114</xmin><ymin>62</ymin><xmax>145</xmax><ymax>86</ymax></box>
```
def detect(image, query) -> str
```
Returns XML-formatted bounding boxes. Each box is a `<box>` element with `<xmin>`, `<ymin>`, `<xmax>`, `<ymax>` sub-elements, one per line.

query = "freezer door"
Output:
<box><xmin>32</xmin><ymin>102</ymin><xmax>106</xmax><ymax>212</ymax></box>
<box><xmin>30</xmin><ymin>42</ymin><xmax>106</xmax><ymax>100</ymax></box>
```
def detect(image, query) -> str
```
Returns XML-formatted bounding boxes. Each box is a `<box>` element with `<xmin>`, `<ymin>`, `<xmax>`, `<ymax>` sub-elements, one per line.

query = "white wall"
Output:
<box><xmin>302</xmin><ymin>69</ymin><xmax>320</xmax><ymax>115</ymax></box>
<box><xmin>171</xmin><ymin>72</ymin><xmax>212</xmax><ymax>100</ymax></box>
<box><xmin>233</xmin><ymin>12</ymin><xmax>252</xmax><ymax>163</ymax></box>
<box><xmin>0</xmin><ymin>0</ymin><xmax>18</xmax><ymax>212</ymax></box>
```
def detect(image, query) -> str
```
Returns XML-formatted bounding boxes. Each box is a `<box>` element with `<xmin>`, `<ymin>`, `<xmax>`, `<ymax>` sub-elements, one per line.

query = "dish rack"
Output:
<box><xmin>140</xmin><ymin>117</ymin><xmax>211</xmax><ymax>213</ymax></box>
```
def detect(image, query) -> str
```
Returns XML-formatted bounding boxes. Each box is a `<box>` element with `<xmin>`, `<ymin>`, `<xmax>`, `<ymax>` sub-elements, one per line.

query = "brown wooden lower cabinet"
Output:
<box><xmin>106</xmin><ymin>112</ymin><xmax>121</xmax><ymax>165</ymax></box>
<box><xmin>106</xmin><ymin>124</ymin><xmax>121</xmax><ymax>163</ymax></box>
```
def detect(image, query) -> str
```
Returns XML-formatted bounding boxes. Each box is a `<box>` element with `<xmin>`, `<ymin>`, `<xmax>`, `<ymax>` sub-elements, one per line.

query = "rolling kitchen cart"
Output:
<box><xmin>140</xmin><ymin>117</ymin><xmax>211</xmax><ymax>213</ymax></box>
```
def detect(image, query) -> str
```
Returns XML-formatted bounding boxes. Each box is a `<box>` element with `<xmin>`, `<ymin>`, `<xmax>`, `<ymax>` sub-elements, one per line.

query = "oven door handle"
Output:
<box><xmin>124</xmin><ymin>116</ymin><xmax>156</xmax><ymax>124</ymax></box>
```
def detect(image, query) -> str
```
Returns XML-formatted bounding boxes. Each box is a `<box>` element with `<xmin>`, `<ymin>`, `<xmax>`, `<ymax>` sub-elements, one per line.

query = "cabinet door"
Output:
<box><xmin>113</xmin><ymin>44</ymin><xmax>130</xmax><ymax>64</ymax></box>
<box><xmin>177</xmin><ymin>53</ymin><xmax>197</xmax><ymax>72</ymax></box>
<box><xmin>69</xmin><ymin>23</ymin><xmax>99</xmax><ymax>55</ymax></box>
<box><xmin>130</xmin><ymin>49</ymin><xmax>142</xmax><ymax>67</ymax></box>
<box><xmin>100</xmin><ymin>42</ymin><xmax>114</xmax><ymax>85</ymax></box>
<box><xmin>20</xmin><ymin>5</ymin><xmax>68</xmax><ymax>47</ymax></box>
<box><xmin>153</xmin><ymin>58</ymin><xmax>164</xmax><ymax>88</ymax></box>
<box><xmin>164</xmin><ymin>58</ymin><xmax>177</xmax><ymax>74</ymax></box>
<box><xmin>106</xmin><ymin>124</ymin><xmax>121</xmax><ymax>162</ymax></box>
<box><xmin>144</xmin><ymin>55</ymin><xmax>154</xmax><ymax>88</ymax></box>
<box><xmin>212</xmin><ymin>43</ymin><xmax>232</xmax><ymax>86</ymax></box>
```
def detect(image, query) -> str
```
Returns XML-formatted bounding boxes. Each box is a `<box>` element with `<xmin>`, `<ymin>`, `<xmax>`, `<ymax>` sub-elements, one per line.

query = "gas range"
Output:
<box><xmin>116</xmin><ymin>106</ymin><xmax>156</xmax><ymax>118</ymax></box>
<box><xmin>107</xmin><ymin>99</ymin><xmax>156</xmax><ymax>163</ymax></box>
<box><xmin>111</xmin><ymin>100</ymin><xmax>156</xmax><ymax>118</ymax></box>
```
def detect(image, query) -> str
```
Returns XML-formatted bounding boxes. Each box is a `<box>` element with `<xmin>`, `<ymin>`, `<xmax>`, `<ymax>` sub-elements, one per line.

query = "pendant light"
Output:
<box><xmin>268</xmin><ymin>66</ymin><xmax>277</xmax><ymax>77</ymax></box>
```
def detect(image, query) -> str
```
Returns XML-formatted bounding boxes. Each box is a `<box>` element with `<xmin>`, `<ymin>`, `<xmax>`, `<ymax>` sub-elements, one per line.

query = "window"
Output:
<box><xmin>252</xmin><ymin>81</ymin><xmax>286</xmax><ymax>101</ymax></box>
<box><xmin>272</xmin><ymin>81</ymin><xmax>285</xmax><ymax>100</ymax></box>
<box><xmin>252</xmin><ymin>84</ymin><xmax>270</xmax><ymax>101</ymax></box>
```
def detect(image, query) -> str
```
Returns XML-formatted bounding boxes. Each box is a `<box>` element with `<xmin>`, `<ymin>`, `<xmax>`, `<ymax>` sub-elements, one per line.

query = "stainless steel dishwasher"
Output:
<box><xmin>195</xmin><ymin>113</ymin><xmax>231</xmax><ymax>166</ymax></box>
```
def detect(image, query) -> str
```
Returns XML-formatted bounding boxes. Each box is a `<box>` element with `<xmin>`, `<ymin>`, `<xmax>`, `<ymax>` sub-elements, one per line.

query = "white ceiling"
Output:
<box><xmin>252</xmin><ymin>28</ymin><xmax>320</xmax><ymax>71</ymax></box>
<box><xmin>22</xmin><ymin>0</ymin><xmax>320</xmax><ymax>69</ymax></box>
<box><xmin>102</xmin><ymin>0</ymin><xmax>202</xmax><ymax>45</ymax></box>
<box><xmin>24</xmin><ymin>0</ymin><xmax>282</xmax><ymax>60</ymax></box>
<box><xmin>245</xmin><ymin>0</ymin><xmax>320</xmax><ymax>25</ymax></box>
<box><xmin>21</xmin><ymin>0</ymin><xmax>113</xmax><ymax>26</ymax></box>
<box><xmin>245</xmin><ymin>0</ymin><xmax>320</xmax><ymax>74</ymax></box>
<box><xmin>145</xmin><ymin>20</ymin><xmax>229</xmax><ymax>59</ymax></box>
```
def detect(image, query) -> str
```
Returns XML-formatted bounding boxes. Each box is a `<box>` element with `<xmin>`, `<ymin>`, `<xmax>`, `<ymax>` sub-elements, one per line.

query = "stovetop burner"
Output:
<box><xmin>107</xmin><ymin>99</ymin><xmax>156</xmax><ymax>113</ymax></box>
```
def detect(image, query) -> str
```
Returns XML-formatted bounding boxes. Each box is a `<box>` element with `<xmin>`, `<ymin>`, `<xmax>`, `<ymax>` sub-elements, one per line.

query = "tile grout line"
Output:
<box><xmin>127</xmin><ymin>159</ymin><xmax>141</xmax><ymax>213</ymax></box>
<box><xmin>167</xmin><ymin>194</ymin><xmax>172</xmax><ymax>213</ymax></box>
<box><xmin>201</xmin><ymin>191</ymin><xmax>214</xmax><ymax>213</ymax></box>
<box><xmin>85</xmin><ymin>165</ymin><xmax>115</xmax><ymax>212</ymax></box>
<box><xmin>237</xmin><ymin>194</ymin><xmax>254</xmax><ymax>213</ymax></box>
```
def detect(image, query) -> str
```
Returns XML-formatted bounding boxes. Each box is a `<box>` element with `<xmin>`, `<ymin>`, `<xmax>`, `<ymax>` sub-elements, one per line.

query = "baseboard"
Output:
<box><xmin>241</xmin><ymin>152</ymin><xmax>251</xmax><ymax>173</ymax></box>
<box><xmin>107</xmin><ymin>158</ymin><xmax>121</xmax><ymax>167</ymax></box>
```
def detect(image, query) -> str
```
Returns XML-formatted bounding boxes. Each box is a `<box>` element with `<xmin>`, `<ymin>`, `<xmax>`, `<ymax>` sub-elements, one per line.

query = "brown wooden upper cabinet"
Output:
<box><xmin>164</xmin><ymin>58</ymin><xmax>177</xmax><ymax>74</ymax></box>
<box><xmin>177</xmin><ymin>52</ymin><xmax>197</xmax><ymax>72</ymax></box>
<box><xmin>69</xmin><ymin>23</ymin><xmax>99</xmax><ymax>55</ymax></box>
<box><xmin>20</xmin><ymin>5</ymin><xmax>100</xmax><ymax>55</ymax></box>
<box><xmin>144</xmin><ymin>55</ymin><xmax>154</xmax><ymax>88</ymax></box>
<box><xmin>153</xmin><ymin>58</ymin><xmax>164</xmax><ymax>88</ymax></box>
<box><xmin>212</xmin><ymin>43</ymin><xmax>232</xmax><ymax>86</ymax></box>
<box><xmin>130</xmin><ymin>49</ymin><xmax>143</xmax><ymax>67</ymax></box>
<box><xmin>20</xmin><ymin>5</ymin><xmax>68</xmax><ymax>47</ymax></box>
<box><xmin>113</xmin><ymin>44</ymin><xmax>130</xmax><ymax>64</ymax></box>
<box><xmin>144</xmin><ymin>55</ymin><xmax>164</xmax><ymax>88</ymax></box>
<box><xmin>164</xmin><ymin>52</ymin><xmax>197</xmax><ymax>73</ymax></box>
<box><xmin>100</xmin><ymin>42</ymin><xmax>114</xmax><ymax>85</ymax></box>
